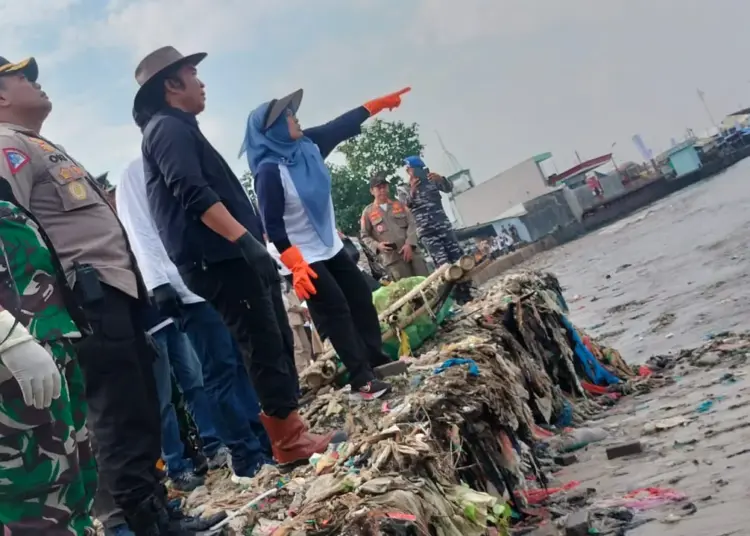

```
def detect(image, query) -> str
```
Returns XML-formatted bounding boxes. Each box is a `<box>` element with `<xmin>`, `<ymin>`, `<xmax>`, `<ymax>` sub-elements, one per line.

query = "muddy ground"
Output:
<box><xmin>519</xmin><ymin>160</ymin><xmax>750</xmax><ymax>535</ymax></box>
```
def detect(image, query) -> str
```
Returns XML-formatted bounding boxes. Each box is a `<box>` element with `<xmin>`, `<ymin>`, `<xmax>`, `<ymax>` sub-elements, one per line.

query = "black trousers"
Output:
<box><xmin>306</xmin><ymin>249</ymin><xmax>388</xmax><ymax>387</ymax></box>
<box><xmin>182</xmin><ymin>257</ymin><xmax>299</xmax><ymax>418</ymax></box>
<box><xmin>75</xmin><ymin>285</ymin><xmax>163</xmax><ymax>515</ymax></box>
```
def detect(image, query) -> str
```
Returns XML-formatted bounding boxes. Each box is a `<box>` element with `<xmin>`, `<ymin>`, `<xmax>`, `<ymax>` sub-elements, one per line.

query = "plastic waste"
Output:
<box><xmin>434</xmin><ymin>358</ymin><xmax>480</xmax><ymax>377</ymax></box>
<box><xmin>594</xmin><ymin>487</ymin><xmax>686</xmax><ymax>511</ymax></box>
<box><xmin>556</xmin><ymin>427</ymin><xmax>608</xmax><ymax>452</ymax></box>
<box><xmin>372</xmin><ymin>276</ymin><xmax>454</xmax><ymax>360</ymax></box>
<box><xmin>642</xmin><ymin>416</ymin><xmax>686</xmax><ymax>435</ymax></box>
<box><xmin>518</xmin><ymin>480</ymin><xmax>580</xmax><ymax>504</ymax></box>
<box><xmin>547</xmin><ymin>428</ymin><xmax>607</xmax><ymax>452</ymax></box>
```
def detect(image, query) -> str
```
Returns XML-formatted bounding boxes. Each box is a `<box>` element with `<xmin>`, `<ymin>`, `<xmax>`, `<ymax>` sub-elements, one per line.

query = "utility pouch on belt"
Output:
<box><xmin>74</xmin><ymin>262</ymin><xmax>104</xmax><ymax>304</ymax></box>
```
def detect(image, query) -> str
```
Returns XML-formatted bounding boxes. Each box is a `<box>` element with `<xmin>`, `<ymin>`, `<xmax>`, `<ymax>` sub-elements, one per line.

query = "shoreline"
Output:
<box><xmin>537</xmin><ymin>334</ymin><xmax>750</xmax><ymax>535</ymax></box>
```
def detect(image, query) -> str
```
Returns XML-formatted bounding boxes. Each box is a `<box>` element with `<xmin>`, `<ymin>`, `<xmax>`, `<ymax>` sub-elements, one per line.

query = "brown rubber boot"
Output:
<box><xmin>260</xmin><ymin>411</ymin><xmax>342</xmax><ymax>465</ymax></box>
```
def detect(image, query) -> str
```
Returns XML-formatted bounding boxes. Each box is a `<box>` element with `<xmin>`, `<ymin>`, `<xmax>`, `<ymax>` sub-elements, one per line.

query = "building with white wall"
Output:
<box><xmin>452</xmin><ymin>154</ymin><xmax>553</xmax><ymax>228</ymax></box>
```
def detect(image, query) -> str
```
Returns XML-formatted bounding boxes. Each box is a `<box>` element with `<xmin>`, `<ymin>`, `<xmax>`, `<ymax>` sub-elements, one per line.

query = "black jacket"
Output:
<box><xmin>141</xmin><ymin>107</ymin><xmax>265</xmax><ymax>273</ymax></box>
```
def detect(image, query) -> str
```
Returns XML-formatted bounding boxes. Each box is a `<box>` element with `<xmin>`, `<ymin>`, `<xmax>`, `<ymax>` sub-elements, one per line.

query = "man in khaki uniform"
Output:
<box><xmin>360</xmin><ymin>172</ymin><xmax>429</xmax><ymax>281</ymax></box>
<box><xmin>0</xmin><ymin>55</ymin><xmax>218</xmax><ymax>534</ymax></box>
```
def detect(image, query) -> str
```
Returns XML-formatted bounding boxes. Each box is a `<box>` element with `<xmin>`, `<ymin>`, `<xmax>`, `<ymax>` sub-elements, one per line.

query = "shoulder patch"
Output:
<box><xmin>3</xmin><ymin>148</ymin><xmax>30</xmax><ymax>174</ymax></box>
<box><xmin>28</xmin><ymin>137</ymin><xmax>56</xmax><ymax>153</ymax></box>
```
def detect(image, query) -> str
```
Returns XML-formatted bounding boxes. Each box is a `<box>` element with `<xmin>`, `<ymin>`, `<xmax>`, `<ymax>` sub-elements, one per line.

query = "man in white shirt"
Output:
<box><xmin>117</xmin><ymin>157</ymin><xmax>271</xmax><ymax>481</ymax></box>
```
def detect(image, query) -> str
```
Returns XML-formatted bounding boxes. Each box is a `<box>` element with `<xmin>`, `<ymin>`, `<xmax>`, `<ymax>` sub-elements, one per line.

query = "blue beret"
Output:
<box><xmin>404</xmin><ymin>155</ymin><xmax>425</xmax><ymax>168</ymax></box>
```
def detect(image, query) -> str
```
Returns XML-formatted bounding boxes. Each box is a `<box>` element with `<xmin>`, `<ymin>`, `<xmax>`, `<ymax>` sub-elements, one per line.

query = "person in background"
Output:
<box><xmin>143</xmin><ymin>307</ymin><xmax>208</xmax><ymax>491</ymax></box>
<box><xmin>269</xmin><ymin>239</ymin><xmax>333</xmax><ymax>360</ymax></box>
<box><xmin>135</xmin><ymin>46</ymin><xmax>342</xmax><ymax>467</ymax></box>
<box><xmin>309</xmin><ymin>316</ymin><xmax>325</xmax><ymax>358</ymax></box>
<box><xmin>280</xmin><ymin>279</ymin><xmax>314</xmax><ymax>374</ymax></box>
<box><xmin>360</xmin><ymin>172</ymin><xmax>428</xmax><ymax>282</ymax></box>
<box><xmin>0</xmin><ymin>180</ymin><xmax>95</xmax><ymax>534</ymax></box>
<box><xmin>400</xmin><ymin>156</ymin><xmax>473</xmax><ymax>304</ymax></box>
<box><xmin>112</xmin><ymin>168</ymin><xmax>220</xmax><ymax>492</ymax></box>
<box><xmin>339</xmin><ymin>230</ymin><xmax>382</xmax><ymax>292</ymax></box>
<box><xmin>92</xmin><ymin>180</ymin><xmax>209</xmax><ymax>533</ymax></box>
<box><xmin>117</xmin><ymin>156</ymin><xmax>272</xmax><ymax>482</ymax></box>
<box><xmin>476</xmin><ymin>238</ymin><xmax>491</xmax><ymax>261</ymax></box>
<box><xmin>508</xmin><ymin>223</ymin><xmax>522</xmax><ymax>245</ymax></box>
<box><xmin>502</xmin><ymin>226</ymin><xmax>516</xmax><ymax>252</ymax></box>
<box><xmin>243</xmin><ymin>87</ymin><xmax>409</xmax><ymax>400</ymax></box>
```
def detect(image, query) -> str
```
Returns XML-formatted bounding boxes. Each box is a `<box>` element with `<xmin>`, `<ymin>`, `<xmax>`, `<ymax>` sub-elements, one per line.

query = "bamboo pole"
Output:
<box><xmin>458</xmin><ymin>254</ymin><xmax>476</xmax><ymax>272</ymax></box>
<box><xmin>376</xmin><ymin>263</ymin><xmax>450</xmax><ymax>320</ymax></box>
<box><xmin>381</xmin><ymin>282</ymin><xmax>454</xmax><ymax>341</ymax></box>
<box><xmin>444</xmin><ymin>264</ymin><xmax>465</xmax><ymax>281</ymax></box>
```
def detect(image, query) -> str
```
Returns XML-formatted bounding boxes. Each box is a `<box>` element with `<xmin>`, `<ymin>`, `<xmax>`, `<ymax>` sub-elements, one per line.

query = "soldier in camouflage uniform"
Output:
<box><xmin>399</xmin><ymin>156</ymin><xmax>473</xmax><ymax>303</ymax></box>
<box><xmin>0</xmin><ymin>189</ymin><xmax>96</xmax><ymax>535</ymax></box>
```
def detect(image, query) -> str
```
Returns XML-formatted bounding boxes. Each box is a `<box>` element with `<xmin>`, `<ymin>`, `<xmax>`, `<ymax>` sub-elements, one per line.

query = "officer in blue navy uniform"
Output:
<box><xmin>399</xmin><ymin>156</ymin><xmax>473</xmax><ymax>304</ymax></box>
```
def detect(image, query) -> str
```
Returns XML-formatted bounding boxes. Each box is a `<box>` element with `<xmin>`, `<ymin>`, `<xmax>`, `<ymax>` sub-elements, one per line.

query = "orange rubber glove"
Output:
<box><xmin>280</xmin><ymin>246</ymin><xmax>318</xmax><ymax>300</ymax></box>
<box><xmin>363</xmin><ymin>87</ymin><xmax>411</xmax><ymax>116</ymax></box>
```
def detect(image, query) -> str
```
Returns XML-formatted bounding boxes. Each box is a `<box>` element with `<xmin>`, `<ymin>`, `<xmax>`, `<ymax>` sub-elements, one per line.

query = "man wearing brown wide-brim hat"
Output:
<box><xmin>133</xmin><ymin>45</ymin><xmax>345</xmax><ymax>488</ymax></box>
<box><xmin>133</xmin><ymin>46</ymin><xmax>206</xmax><ymax>117</ymax></box>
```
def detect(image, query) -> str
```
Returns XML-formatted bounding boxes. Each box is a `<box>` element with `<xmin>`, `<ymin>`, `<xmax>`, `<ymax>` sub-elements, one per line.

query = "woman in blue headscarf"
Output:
<box><xmin>241</xmin><ymin>87</ymin><xmax>409</xmax><ymax>400</ymax></box>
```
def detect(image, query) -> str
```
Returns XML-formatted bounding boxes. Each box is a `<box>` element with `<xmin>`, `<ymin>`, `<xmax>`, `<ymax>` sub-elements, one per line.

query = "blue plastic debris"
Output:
<box><xmin>434</xmin><ymin>358</ymin><xmax>480</xmax><ymax>377</ymax></box>
<box><xmin>554</xmin><ymin>400</ymin><xmax>574</xmax><ymax>427</ymax></box>
<box><xmin>560</xmin><ymin>315</ymin><xmax>621</xmax><ymax>386</ymax></box>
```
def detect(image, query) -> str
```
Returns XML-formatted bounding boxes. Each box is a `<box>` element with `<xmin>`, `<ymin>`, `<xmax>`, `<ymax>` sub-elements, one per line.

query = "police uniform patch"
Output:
<box><xmin>68</xmin><ymin>181</ymin><xmax>87</xmax><ymax>201</ymax></box>
<box><xmin>57</xmin><ymin>165</ymin><xmax>85</xmax><ymax>182</ymax></box>
<box><xmin>29</xmin><ymin>138</ymin><xmax>55</xmax><ymax>153</ymax></box>
<box><xmin>3</xmin><ymin>148</ymin><xmax>30</xmax><ymax>174</ymax></box>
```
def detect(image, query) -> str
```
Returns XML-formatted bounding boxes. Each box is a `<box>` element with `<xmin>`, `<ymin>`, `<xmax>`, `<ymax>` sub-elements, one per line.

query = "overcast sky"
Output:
<box><xmin>5</xmin><ymin>0</ymin><xmax>748</xmax><ymax>184</ymax></box>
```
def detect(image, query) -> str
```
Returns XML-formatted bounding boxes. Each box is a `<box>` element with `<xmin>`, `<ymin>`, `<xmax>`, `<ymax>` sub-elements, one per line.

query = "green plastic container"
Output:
<box><xmin>333</xmin><ymin>276</ymin><xmax>454</xmax><ymax>383</ymax></box>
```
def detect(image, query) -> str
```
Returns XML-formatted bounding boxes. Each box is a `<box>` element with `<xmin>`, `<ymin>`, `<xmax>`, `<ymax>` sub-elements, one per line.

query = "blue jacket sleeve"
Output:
<box><xmin>144</xmin><ymin>117</ymin><xmax>221</xmax><ymax>215</ymax></box>
<box><xmin>304</xmin><ymin>106</ymin><xmax>370</xmax><ymax>159</ymax></box>
<box><xmin>437</xmin><ymin>176</ymin><xmax>453</xmax><ymax>193</ymax></box>
<box><xmin>254</xmin><ymin>163</ymin><xmax>291</xmax><ymax>252</ymax></box>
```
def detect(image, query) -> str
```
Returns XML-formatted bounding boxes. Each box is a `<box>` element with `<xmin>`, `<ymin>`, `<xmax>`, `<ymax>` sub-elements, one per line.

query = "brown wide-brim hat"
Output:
<box><xmin>133</xmin><ymin>46</ymin><xmax>206</xmax><ymax>109</ymax></box>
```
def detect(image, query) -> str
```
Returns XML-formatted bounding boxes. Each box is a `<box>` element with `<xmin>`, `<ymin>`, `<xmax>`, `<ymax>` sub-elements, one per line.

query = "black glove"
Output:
<box><xmin>236</xmin><ymin>231</ymin><xmax>272</xmax><ymax>266</ymax></box>
<box><xmin>152</xmin><ymin>283</ymin><xmax>183</xmax><ymax>319</ymax></box>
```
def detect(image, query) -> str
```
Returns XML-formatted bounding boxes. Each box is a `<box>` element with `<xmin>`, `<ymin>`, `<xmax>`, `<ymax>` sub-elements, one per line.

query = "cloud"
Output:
<box><xmin>0</xmin><ymin>0</ymin><xmax>82</xmax><ymax>62</ymax></box>
<box><xmin>269</xmin><ymin>0</ymin><xmax>750</xmax><ymax>180</ymax></box>
<box><xmin>0</xmin><ymin>0</ymin><xmax>80</xmax><ymax>26</ymax></box>
<box><xmin>19</xmin><ymin>0</ymin><xmax>750</xmax><ymax>196</ymax></box>
<box><xmin>411</xmin><ymin>0</ymin><xmax>628</xmax><ymax>46</ymax></box>
<box><xmin>95</xmin><ymin>0</ymin><xmax>281</xmax><ymax>58</ymax></box>
<box><xmin>42</xmin><ymin>95</ymin><xmax>141</xmax><ymax>180</ymax></box>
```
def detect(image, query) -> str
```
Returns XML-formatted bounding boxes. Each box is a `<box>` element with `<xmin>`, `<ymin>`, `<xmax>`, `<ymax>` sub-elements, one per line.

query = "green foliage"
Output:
<box><xmin>329</xmin><ymin>164</ymin><xmax>373</xmax><ymax>236</ymax></box>
<box><xmin>332</xmin><ymin>120</ymin><xmax>424</xmax><ymax>234</ymax></box>
<box><xmin>338</xmin><ymin>119</ymin><xmax>424</xmax><ymax>179</ymax></box>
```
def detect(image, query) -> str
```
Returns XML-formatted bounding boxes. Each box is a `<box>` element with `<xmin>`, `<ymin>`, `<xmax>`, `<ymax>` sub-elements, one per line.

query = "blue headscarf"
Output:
<box><xmin>241</xmin><ymin>101</ymin><xmax>334</xmax><ymax>247</ymax></box>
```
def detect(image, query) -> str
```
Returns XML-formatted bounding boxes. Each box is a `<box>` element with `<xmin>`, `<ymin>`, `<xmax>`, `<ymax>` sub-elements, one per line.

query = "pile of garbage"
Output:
<box><xmin>647</xmin><ymin>331</ymin><xmax>750</xmax><ymax>370</ymax></box>
<box><xmin>174</xmin><ymin>270</ymin><xmax>653</xmax><ymax>535</ymax></box>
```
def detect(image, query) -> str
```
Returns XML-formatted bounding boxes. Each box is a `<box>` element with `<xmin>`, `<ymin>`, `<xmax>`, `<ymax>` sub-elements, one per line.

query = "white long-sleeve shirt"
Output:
<box><xmin>267</xmin><ymin>242</ymin><xmax>292</xmax><ymax>277</ymax></box>
<box><xmin>116</xmin><ymin>157</ymin><xmax>204</xmax><ymax>304</ymax></box>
